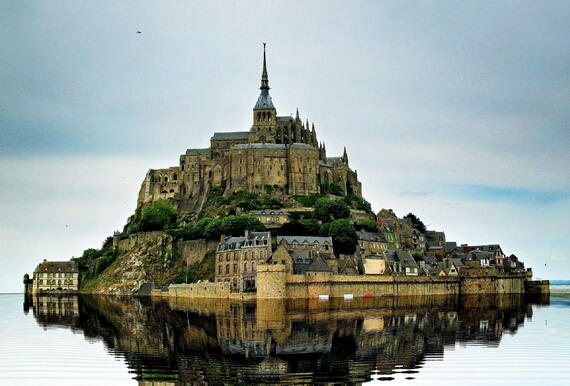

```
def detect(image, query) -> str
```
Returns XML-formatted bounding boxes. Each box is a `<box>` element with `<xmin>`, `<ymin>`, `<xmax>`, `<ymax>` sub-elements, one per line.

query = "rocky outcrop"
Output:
<box><xmin>82</xmin><ymin>233</ymin><xmax>217</xmax><ymax>295</ymax></box>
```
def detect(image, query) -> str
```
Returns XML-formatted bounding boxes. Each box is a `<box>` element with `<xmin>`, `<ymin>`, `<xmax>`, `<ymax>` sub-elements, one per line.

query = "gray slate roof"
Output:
<box><xmin>251</xmin><ymin>210</ymin><xmax>290</xmax><ymax>216</ymax></box>
<box><xmin>357</xmin><ymin>230</ymin><xmax>385</xmax><ymax>242</ymax></box>
<box><xmin>211</xmin><ymin>131</ymin><xmax>250</xmax><ymax>140</ymax></box>
<box><xmin>277</xmin><ymin>236</ymin><xmax>333</xmax><ymax>245</ymax></box>
<box><xmin>305</xmin><ymin>255</ymin><xmax>333</xmax><ymax>273</ymax></box>
<box><xmin>254</xmin><ymin>90</ymin><xmax>275</xmax><ymax>109</ymax></box>
<box><xmin>185</xmin><ymin>148</ymin><xmax>210</xmax><ymax>156</ymax></box>
<box><xmin>34</xmin><ymin>261</ymin><xmax>77</xmax><ymax>273</ymax></box>
<box><xmin>276</xmin><ymin>116</ymin><xmax>293</xmax><ymax>122</ymax></box>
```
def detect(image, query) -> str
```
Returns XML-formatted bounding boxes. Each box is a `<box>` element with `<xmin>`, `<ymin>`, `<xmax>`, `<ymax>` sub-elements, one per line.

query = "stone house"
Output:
<box><xmin>377</xmin><ymin>221</ymin><xmax>400</xmax><ymax>250</ymax></box>
<box><xmin>356</xmin><ymin>229</ymin><xmax>388</xmax><ymax>256</ymax></box>
<box><xmin>250</xmin><ymin>209</ymin><xmax>290</xmax><ymax>228</ymax></box>
<box><xmin>362</xmin><ymin>254</ymin><xmax>390</xmax><ymax>275</ymax></box>
<box><xmin>215</xmin><ymin>231</ymin><xmax>271</xmax><ymax>292</ymax></box>
<box><xmin>457</xmin><ymin>244</ymin><xmax>506</xmax><ymax>266</ymax></box>
<box><xmin>32</xmin><ymin>260</ymin><xmax>79</xmax><ymax>294</ymax></box>
<box><xmin>275</xmin><ymin>235</ymin><xmax>335</xmax><ymax>273</ymax></box>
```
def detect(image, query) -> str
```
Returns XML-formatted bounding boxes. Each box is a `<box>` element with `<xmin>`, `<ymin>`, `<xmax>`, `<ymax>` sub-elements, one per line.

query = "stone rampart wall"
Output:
<box><xmin>178</xmin><ymin>239</ymin><xmax>219</xmax><ymax>266</ymax></box>
<box><xmin>166</xmin><ymin>281</ymin><xmax>231</xmax><ymax>298</ymax></box>
<box><xmin>114</xmin><ymin>231</ymin><xmax>164</xmax><ymax>253</ymax></box>
<box><xmin>279</xmin><ymin>272</ymin><xmax>461</xmax><ymax>299</ymax></box>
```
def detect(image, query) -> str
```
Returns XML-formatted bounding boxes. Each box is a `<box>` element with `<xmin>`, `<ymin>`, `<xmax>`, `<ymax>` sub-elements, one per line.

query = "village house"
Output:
<box><xmin>356</xmin><ymin>229</ymin><xmax>388</xmax><ymax>256</ymax></box>
<box><xmin>32</xmin><ymin>260</ymin><xmax>79</xmax><ymax>294</ymax></box>
<box><xmin>377</xmin><ymin>220</ymin><xmax>400</xmax><ymax>250</ymax></box>
<box><xmin>215</xmin><ymin>231</ymin><xmax>271</xmax><ymax>292</ymax></box>
<box><xmin>249</xmin><ymin>209</ymin><xmax>290</xmax><ymax>228</ymax></box>
<box><xmin>362</xmin><ymin>254</ymin><xmax>391</xmax><ymax>275</ymax></box>
<box><xmin>457</xmin><ymin>244</ymin><xmax>506</xmax><ymax>266</ymax></box>
<box><xmin>275</xmin><ymin>235</ymin><xmax>335</xmax><ymax>273</ymax></box>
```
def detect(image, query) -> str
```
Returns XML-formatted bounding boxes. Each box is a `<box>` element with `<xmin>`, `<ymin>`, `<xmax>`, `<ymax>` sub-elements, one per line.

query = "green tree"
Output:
<box><xmin>356</xmin><ymin>219</ymin><xmax>377</xmax><ymax>232</ymax></box>
<box><xmin>204</xmin><ymin>215</ymin><xmax>265</xmax><ymax>239</ymax></box>
<box><xmin>313</xmin><ymin>198</ymin><xmax>350</xmax><ymax>222</ymax></box>
<box><xmin>327</xmin><ymin>219</ymin><xmax>358</xmax><ymax>255</ymax></box>
<box><xmin>139</xmin><ymin>201</ymin><xmax>178</xmax><ymax>231</ymax></box>
<box><xmin>404</xmin><ymin>213</ymin><xmax>427</xmax><ymax>233</ymax></box>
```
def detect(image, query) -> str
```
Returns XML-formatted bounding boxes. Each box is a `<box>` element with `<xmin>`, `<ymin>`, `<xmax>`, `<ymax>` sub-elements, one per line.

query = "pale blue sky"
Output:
<box><xmin>1</xmin><ymin>1</ymin><xmax>569</xmax><ymax>292</ymax></box>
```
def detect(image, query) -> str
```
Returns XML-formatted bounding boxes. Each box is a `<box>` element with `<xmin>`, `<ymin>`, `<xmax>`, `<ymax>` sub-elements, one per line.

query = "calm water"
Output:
<box><xmin>1</xmin><ymin>289</ymin><xmax>569</xmax><ymax>385</ymax></box>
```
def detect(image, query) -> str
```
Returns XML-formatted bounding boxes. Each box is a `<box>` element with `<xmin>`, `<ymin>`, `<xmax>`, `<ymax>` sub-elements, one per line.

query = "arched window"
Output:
<box><xmin>173</xmin><ymin>173</ymin><xmax>177</xmax><ymax>181</ymax></box>
<box><xmin>244</xmin><ymin>262</ymin><xmax>248</xmax><ymax>272</ymax></box>
<box><xmin>164</xmin><ymin>176</ymin><xmax>168</xmax><ymax>182</ymax></box>
<box><xmin>219</xmin><ymin>266</ymin><xmax>222</xmax><ymax>274</ymax></box>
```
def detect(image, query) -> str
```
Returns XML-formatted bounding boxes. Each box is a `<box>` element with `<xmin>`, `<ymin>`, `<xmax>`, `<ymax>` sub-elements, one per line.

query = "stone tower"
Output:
<box><xmin>251</xmin><ymin>43</ymin><xmax>276</xmax><ymax>143</ymax></box>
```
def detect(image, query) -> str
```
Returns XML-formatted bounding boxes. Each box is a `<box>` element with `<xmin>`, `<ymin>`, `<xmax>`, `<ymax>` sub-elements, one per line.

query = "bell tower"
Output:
<box><xmin>251</xmin><ymin>43</ymin><xmax>277</xmax><ymax>143</ymax></box>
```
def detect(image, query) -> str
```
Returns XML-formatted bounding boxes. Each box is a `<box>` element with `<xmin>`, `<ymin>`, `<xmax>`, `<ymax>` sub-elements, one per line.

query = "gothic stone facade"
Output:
<box><xmin>137</xmin><ymin>46</ymin><xmax>362</xmax><ymax>213</ymax></box>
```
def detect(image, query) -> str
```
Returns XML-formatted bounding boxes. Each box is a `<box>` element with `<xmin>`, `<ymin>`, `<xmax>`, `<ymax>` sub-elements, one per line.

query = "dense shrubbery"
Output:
<box><xmin>294</xmin><ymin>195</ymin><xmax>322</xmax><ymax>207</ymax></box>
<box><xmin>172</xmin><ymin>215</ymin><xmax>265</xmax><ymax>240</ymax></box>
<box><xmin>404</xmin><ymin>213</ymin><xmax>427</xmax><ymax>233</ymax></box>
<box><xmin>320</xmin><ymin>182</ymin><xmax>344</xmax><ymax>196</ymax></box>
<box><xmin>313</xmin><ymin>198</ymin><xmax>351</xmax><ymax>222</ymax></box>
<box><xmin>319</xmin><ymin>219</ymin><xmax>358</xmax><ymax>255</ymax></box>
<box><xmin>355</xmin><ymin>219</ymin><xmax>377</xmax><ymax>232</ymax></box>
<box><xmin>131</xmin><ymin>201</ymin><xmax>178</xmax><ymax>232</ymax></box>
<box><xmin>74</xmin><ymin>236</ymin><xmax>118</xmax><ymax>281</ymax></box>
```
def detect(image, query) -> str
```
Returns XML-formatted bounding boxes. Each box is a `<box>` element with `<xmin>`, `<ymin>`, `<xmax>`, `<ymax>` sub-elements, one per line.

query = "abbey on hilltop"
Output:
<box><xmin>137</xmin><ymin>45</ymin><xmax>362</xmax><ymax>213</ymax></box>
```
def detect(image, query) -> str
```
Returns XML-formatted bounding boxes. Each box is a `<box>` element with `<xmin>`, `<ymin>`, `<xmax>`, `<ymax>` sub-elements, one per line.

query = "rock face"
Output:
<box><xmin>83</xmin><ymin>233</ymin><xmax>218</xmax><ymax>295</ymax></box>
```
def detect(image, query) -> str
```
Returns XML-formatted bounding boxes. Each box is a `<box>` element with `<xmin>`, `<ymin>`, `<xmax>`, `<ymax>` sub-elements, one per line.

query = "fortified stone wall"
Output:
<box><xmin>162</xmin><ymin>281</ymin><xmax>231</xmax><ymax>298</ymax></box>
<box><xmin>114</xmin><ymin>231</ymin><xmax>165</xmax><ymax>253</ymax></box>
<box><xmin>178</xmin><ymin>239</ymin><xmax>219</xmax><ymax>266</ymax></box>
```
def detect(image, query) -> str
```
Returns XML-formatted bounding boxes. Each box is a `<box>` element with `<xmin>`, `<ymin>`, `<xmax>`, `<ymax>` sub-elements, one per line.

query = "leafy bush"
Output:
<box><xmin>313</xmin><ymin>198</ymin><xmax>350</xmax><ymax>222</ymax></box>
<box><xmin>356</xmin><ymin>219</ymin><xmax>377</xmax><ymax>232</ymax></box>
<box><xmin>354</xmin><ymin>197</ymin><xmax>372</xmax><ymax>212</ymax></box>
<box><xmin>404</xmin><ymin>213</ymin><xmax>427</xmax><ymax>233</ymax></box>
<box><xmin>139</xmin><ymin>201</ymin><xmax>177</xmax><ymax>231</ymax></box>
<box><xmin>203</xmin><ymin>215</ymin><xmax>265</xmax><ymax>239</ymax></box>
<box><xmin>299</xmin><ymin>219</ymin><xmax>321</xmax><ymax>235</ymax></box>
<box><xmin>259</xmin><ymin>197</ymin><xmax>283</xmax><ymax>209</ymax></box>
<box><xmin>327</xmin><ymin>219</ymin><xmax>358</xmax><ymax>255</ymax></box>
<box><xmin>321</xmin><ymin>182</ymin><xmax>344</xmax><ymax>196</ymax></box>
<box><xmin>294</xmin><ymin>195</ymin><xmax>322</xmax><ymax>207</ymax></box>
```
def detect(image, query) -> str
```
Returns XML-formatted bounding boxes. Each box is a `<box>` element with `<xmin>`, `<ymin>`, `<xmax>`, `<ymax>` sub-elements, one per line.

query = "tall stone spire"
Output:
<box><xmin>254</xmin><ymin>43</ymin><xmax>274</xmax><ymax>110</ymax></box>
<box><xmin>260</xmin><ymin>42</ymin><xmax>269</xmax><ymax>90</ymax></box>
<box><xmin>342</xmin><ymin>147</ymin><xmax>348</xmax><ymax>164</ymax></box>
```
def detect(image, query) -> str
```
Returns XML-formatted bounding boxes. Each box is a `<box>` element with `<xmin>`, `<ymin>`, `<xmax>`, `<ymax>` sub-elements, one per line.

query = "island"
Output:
<box><xmin>24</xmin><ymin>45</ymin><xmax>549</xmax><ymax>299</ymax></box>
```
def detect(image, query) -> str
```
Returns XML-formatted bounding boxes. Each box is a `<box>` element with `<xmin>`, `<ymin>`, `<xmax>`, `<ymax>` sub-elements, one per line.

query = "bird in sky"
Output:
<box><xmin>137</xmin><ymin>31</ymin><xmax>142</xmax><ymax>34</ymax></box>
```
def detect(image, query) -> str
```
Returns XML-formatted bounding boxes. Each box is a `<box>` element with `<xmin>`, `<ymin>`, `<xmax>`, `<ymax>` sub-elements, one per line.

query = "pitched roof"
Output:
<box><xmin>357</xmin><ymin>230</ymin><xmax>385</xmax><ymax>242</ymax></box>
<box><xmin>251</xmin><ymin>210</ymin><xmax>290</xmax><ymax>216</ymax></box>
<box><xmin>232</xmin><ymin>143</ymin><xmax>312</xmax><ymax>150</ymax></box>
<box><xmin>211</xmin><ymin>131</ymin><xmax>250</xmax><ymax>140</ymax></box>
<box><xmin>276</xmin><ymin>116</ymin><xmax>293</xmax><ymax>122</ymax></box>
<box><xmin>396</xmin><ymin>250</ymin><xmax>418</xmax><ymax>268</ymax></box>
<box><xmin>184</xmin><ymin>148</ymin><xmax>210</xmax><ymax>156</ymax></box>
<box><xmin>277</xmin><ymin>236</ymin><xmax>333</xmax><ymax>245</ymax></box>
<box><xmin>445</xmin><ymin>242</ymin><xmax>457</xmax><ymax>253</ymax></box>
<box><xmin>305</xmin><ymin>255</ymin><xmax>333</xmax><ymax>272</ymax></box>
<box><xmin>34</xmin><ymin>261</ymin><xmax>77</xmax><ymax>274</ymax></box>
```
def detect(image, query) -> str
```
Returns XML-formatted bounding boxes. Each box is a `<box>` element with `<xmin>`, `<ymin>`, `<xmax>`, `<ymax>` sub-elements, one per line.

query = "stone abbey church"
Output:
<box><xmin>137</xmin><ymin>46</ymin><xmax>362</xmax><ymax>212</ymax></box>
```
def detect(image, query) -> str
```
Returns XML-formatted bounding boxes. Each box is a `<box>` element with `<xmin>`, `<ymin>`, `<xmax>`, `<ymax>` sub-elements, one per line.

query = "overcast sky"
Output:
<box><xmin>1</xmin><ymin>1</ymin><xmax>569</xmax><ymax>293</ymax></box>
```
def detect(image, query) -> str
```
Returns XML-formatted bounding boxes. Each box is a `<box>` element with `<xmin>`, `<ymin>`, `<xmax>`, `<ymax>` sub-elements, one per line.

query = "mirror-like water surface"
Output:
<box><xmin>1</xmin><ymin>291</ymin><xmax>569</xmax><ymax>385</ymax></box>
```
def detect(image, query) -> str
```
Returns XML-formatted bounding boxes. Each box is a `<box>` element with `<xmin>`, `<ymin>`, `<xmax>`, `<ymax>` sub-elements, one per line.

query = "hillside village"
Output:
<box><xmin>24</xmin><ymin>46</ymin><xmax>536</xmax><ymax>297</ymax></box>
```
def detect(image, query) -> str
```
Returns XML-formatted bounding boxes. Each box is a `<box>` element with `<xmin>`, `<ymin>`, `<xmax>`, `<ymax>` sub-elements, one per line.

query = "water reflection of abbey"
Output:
<box><xmin>25</xmin><ymin>294</ymin><xmax>549</xmax><ymax>383</ymax></box>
